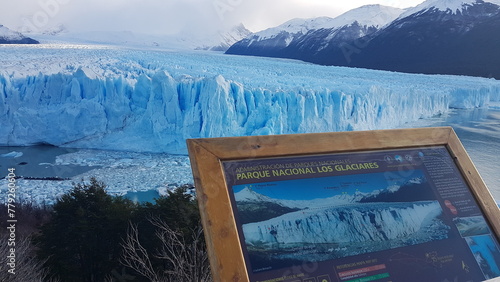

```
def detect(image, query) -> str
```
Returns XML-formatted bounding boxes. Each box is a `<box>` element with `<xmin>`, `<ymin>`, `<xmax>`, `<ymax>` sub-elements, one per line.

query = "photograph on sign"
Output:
<box><xmin>223</xmin><ymin>146</ymin><xmax>500</xmax><ymax>282</ymax></box>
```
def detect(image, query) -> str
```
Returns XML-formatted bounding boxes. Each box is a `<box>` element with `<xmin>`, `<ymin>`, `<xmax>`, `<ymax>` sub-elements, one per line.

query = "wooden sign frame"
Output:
<box><xmin>187</xmin><ymin>127</ymin><xmax>500</xmax><ymax>282</ymax></box>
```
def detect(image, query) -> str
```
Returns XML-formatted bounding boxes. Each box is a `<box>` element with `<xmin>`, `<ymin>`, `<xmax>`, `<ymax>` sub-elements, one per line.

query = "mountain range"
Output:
<box><xmin>0</xmin><ymin>25</ymin><xmax>38</xmax><ymax>44</ymax></box>
<box><xmin>226</xmin><ymin>0</ymin><xmax>500</xmax><ymax>79</ymax></box>
<box><xmin>233</xmin><ymin>177</ymin><xmax>430</xmax><ymax>224</ymax></box>
<box><xmin>226</xmin><ymin>5</ymin><xmax>403</xmax><ymax>62</ymax></box>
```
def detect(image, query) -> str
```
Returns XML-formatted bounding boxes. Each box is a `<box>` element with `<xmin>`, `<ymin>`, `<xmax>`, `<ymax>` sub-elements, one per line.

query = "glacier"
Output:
<box><xmin>1</xmin><ymin>45</ymin><xmax>500</xmax><ymax>154</ymax></box>
<box><xmin>242</xmin><ymin>201</ymin><xmax>445</xmax><ymax>246</ymax></box>
<box><xmin>235</xmin><ymin>181</ymin><xmax>453</xmax><ymax>264</ymax></box>
<box><xmin>240</xmin><ymin>200</ymin><xmax>451</xmax><ymax>265</ymax></box>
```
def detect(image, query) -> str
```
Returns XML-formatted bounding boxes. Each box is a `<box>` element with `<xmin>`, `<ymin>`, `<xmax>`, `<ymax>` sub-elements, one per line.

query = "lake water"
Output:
<box><xmin>0</xmin><ymin>145</ymin><xmax>98</xmax><ymax>178</ymax></box>
<box><xmin>124</xmin><ymin>190</ymin><xmax>161</xmax><ymax>204</ymax></box>
<box><xmin>406</xmin><ymin>105</ymin><xmax>500</xmax><ymax>199</ymax></box>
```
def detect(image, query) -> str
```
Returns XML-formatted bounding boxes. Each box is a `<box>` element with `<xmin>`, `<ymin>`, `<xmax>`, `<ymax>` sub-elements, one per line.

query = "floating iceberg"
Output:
<box><xmin>1</xmin><ymin>151</ymin><xmax>23</xmax><ymax>158</ymax></box>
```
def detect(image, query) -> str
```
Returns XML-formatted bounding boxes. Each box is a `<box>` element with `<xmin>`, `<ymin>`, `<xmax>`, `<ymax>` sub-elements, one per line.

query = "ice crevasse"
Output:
<box><xmin>1</xmin><ymin>64</ymin><xmax>500</xmax><ymax>154</ymax></box>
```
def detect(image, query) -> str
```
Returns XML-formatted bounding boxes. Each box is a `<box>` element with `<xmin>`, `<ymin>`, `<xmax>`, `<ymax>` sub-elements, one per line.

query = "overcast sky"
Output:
<box><xmin>1</xmin><ymin>0</ymin><xmax>425</xmax><ymax>35</ymax></box>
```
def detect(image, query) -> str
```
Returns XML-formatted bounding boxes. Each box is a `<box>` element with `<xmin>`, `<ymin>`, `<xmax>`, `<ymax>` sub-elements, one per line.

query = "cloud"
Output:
<box><xmin>214</xmin><ymin>0</ymin><xmax>345</xmax><ymax>32</ymax></box>
<box><xmin>0</xmin><ymin>0</ymin><xmax>425</xmax><ymax>35</ymax></box>
<box><xmin>3</xmin><ymin>0</ymin><xmax>238</xmax><ymax>35</ymax></box>
<box><xmin>53</xmin><ymin>0</ymin><xmax>194</xmax><ymax>34</ymax></box>
<box><xmin>186</xmin><ymin>0</ymin><xmax>425</xmax><ymax>32</ymax></box>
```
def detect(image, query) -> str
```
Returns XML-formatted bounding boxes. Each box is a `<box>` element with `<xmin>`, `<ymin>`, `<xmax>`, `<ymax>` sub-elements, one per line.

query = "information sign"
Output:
<box><xmin>187</xmin><ymin>127</ymin><xmax>500</xmax><ymax>282</ymax></box>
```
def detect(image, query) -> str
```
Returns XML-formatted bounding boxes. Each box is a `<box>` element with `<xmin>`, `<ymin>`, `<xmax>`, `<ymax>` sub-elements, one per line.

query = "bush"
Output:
<box><xmin>32</xmin><ymin>179</ymin><xmax>210</xmax><ymax>281</ymax></box>
<box><xmin>35</xmin><ymin>178</ymin><xmax>135</xmax><ymax>282</ymax></box>
<box><xmin>121</xmin><ymin>185</ymin><xmax>212</xmax><ymax>281</ymax></box>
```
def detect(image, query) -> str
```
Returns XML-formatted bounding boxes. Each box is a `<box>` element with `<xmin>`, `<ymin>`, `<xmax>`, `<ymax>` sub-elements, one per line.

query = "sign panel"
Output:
<box><xmin>223</xmin><ymin>146</ymin><xmax>500</xmax><ymax>282</ymax></box>
<box><xmin>187</xmin><ymin>127</ymin><xmax>500</xmax><ymax>282</ymax></box>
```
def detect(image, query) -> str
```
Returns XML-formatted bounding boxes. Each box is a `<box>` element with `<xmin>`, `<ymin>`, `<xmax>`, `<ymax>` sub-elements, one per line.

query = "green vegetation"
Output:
<box><xmin>35</xmin><ymin>178</ymin><xmax>135</xmax><ymax>281</ymax></box>
<box><xmin>0</xmin><ymin>178</ymin><xmax>211</xmax><ymax>282</ymax></box>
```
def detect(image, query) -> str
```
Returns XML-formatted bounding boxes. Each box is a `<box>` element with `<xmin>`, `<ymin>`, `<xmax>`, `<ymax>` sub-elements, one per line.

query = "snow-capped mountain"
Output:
<box><xmin>194</xmin><ymin>24</ymin><xmax>251</xmax><ymax>51</ymax></box>
<box><xmin>0</xmin><ymin>25</ymin><xmax>39</xmax><ymax>44</ymax></box>
<box><xmin>400</xmin><ymin>0</ymin><xmax>500</xmax><ymax>17</ymax></box>
<box><xmin>234</xmin><ymin>187</ymin><xmax>360</xmax><ymax>210</ymax></box>
<box><xmin>232</xmin><ymin>177</ymin><xmax>429</xmax><ymax>224</ymax></box>
<box><xmin>40</xmin><ymin>24</ymin><xmax>68</xmax><ymax>36</ymax></box>
<box><xmin>235</xmin><ymin>187</ymin><xmax>275</xmax><ymax>203</ymax></box>
<box><xmin>235</xmin><ymin>177</ymin><xmax>429</xmax><ymax>209</ymax></box>
<box><xmin>345</xmin><ymin>0</ymin><xmax>500</xmax><ymax>78</ymax></box>
<box><xmin>227</xmin><ymin>0</ymin><xmax>500</xmax><ymax>79</ymax></box>
<box><xmin>226</xmin><ymin>5</ymin><xmax>403</xmax><ymax>59</ymax></box>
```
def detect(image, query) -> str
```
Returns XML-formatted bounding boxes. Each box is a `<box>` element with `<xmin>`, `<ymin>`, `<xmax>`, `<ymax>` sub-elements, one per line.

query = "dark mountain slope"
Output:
<box><xmin>0</xmin><ymin>25</ymin><xmax>39</xmax><ymax>44</ymax></box>
<box><xmin>347</xmin><ymin>2</ymin><xmax>500</xmax><ymax>78</ymax></box>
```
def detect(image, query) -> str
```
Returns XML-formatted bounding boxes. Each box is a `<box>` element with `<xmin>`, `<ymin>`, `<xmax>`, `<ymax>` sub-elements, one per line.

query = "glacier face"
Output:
<box><xmin>240</xmin><ymin>200</ymin><xmax>451</xmax><ymax>264</ymax></box>
<box><xmin>1</xmin><ymin>45</ymin><xmax>500</xmax><ymax>153</ymax></box>
<box><xmin>242</xmin><ymin>201</ymin><xmax>445</xmax><ymax>246</ymax></box>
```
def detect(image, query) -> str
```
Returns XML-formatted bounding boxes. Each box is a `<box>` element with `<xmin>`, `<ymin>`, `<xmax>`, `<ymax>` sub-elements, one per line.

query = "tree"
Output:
<box><xmin>121</xmin><ymin>217</ymin><xmax>211</xmax><ymax>282</ymax></box>
<box><xmin>132</xmin><ymin>185</ymin><xmax>201</xmax><ymax>261</ymax></box>
<box><xmin>0</xmin><ymin>202</ymin><xmax>55</xmax><ymax>281</ymax></box>
<box><xmin>0</xmin><ymin>235</ymin><xmax>58</xmax><ymax>282</ymax></box>
<box><xmin>120</xmin><ymin>185</ymin><xmax>212</xmax><ymax>281</ymax></box>
<box><xmin>139</xmin><ymin>185</ymin><xmax>200</xmax><ymax>237</ymax></box>
<box><xmin>35</xmin><ymin>178</ymin><xmax>135</xmax><ymax>282</ymax></box>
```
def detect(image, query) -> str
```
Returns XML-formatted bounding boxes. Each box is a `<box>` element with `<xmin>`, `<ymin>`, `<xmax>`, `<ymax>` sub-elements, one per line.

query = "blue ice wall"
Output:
<box><xmin>1</xmin><ymin>55</ymin><xmax>499</xmax><ymax>153</ymax></box>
